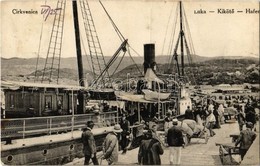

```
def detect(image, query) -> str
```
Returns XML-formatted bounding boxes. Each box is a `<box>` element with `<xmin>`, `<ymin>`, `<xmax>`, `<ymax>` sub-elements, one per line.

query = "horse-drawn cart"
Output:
<box><xmin>188</xmin><ymin>129</ymin><xmax>209</xmax><ymax>144</ymax></box>
<box><xmin>215</xmin><ymin>142</ymin><xmax>240</xmax><ymax>165</ymax></box>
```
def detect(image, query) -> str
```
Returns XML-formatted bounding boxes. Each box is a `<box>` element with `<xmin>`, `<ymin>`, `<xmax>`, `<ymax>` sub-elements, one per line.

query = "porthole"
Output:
<box><xmin>69</xmin><ymin>144</ymin><xmax>74</xmax><ymax>150</ymax></box>
<box><xmin>42</xmin><ymin>149</ymin><xmax>48</xmax><ymax>156</ymax></box>
<box><xmin>7</xmin><ymin>155</ymin><xmax>13</xmax><ymax>162</ymax></box>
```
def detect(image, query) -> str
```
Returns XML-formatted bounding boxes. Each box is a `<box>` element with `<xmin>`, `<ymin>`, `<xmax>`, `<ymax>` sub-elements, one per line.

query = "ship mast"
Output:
<box><xmin>166</xmin><ymin>1</ymin><xmax>185</xmax><ymax>79</ymax></box>
<box><xmin>180</xmin><ymin>1</ymin><xmax>185</xmax><ymax>77</ymax></box>
<box><xmin>72</xmin><ymin>0</ymin><xmax>85</xmax><ymax>114</ymax></box>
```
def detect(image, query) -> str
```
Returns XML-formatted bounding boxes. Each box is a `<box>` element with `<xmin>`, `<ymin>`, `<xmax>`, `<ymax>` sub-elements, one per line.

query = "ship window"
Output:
<box><xmin>7</xmin><ymin>155</ymin><xmax>13</xmax><ymax>162</ymax></box>
<box><xmin>29</xmin><ymin>95</ymin><xmax>35</xmax><ymax>106</ymax></box>
<box><xmin>42</xmin><ymin>149</ymin><xmax>48</xmax><ymax>156</ymax></box>
<box><xmin>17</xmin><ymin>93</ymin><xmax>24</xmax><ymax>108</ymax></box>
<box><xmin>45</xmin><ymin>95</ymin><xmax>52</xmax><ymax>109</ymax></box>
<box><xmin>69</xmin><ymin>94</ymin><xmax>77</xmax><ymax>111</ymax></box>
<box><xmin>69</xmin><ymin>144</ymin><xmax>74</xmax><ymax>150</ymax></box>
<box><xmin>10</xmin><ymin>94</ymin><xmax>14</xmax><ymax>108</ymax></box>
<box><xmin>219</xmin><ymin>96</ymin><xmax>223</xmax><ymax>100</ymax></box>
<box><xmin>57</xmin><ymin>95</ymin><xmax>63</xmax><ymax>109</ymax></box>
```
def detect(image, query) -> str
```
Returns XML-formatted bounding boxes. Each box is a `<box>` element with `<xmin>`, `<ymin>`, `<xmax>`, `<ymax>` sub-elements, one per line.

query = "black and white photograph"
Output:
<box><xmin>1</xmin><ymin>0</ymin><xmax>259</xmax><ymax>165</ymax></box>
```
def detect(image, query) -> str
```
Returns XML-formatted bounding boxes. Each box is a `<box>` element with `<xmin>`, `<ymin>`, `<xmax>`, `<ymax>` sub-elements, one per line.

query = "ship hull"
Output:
<box><xmin>1</xmin><ymin>129</ymin><xmax>110</xmax><ymax>165</ymax></box>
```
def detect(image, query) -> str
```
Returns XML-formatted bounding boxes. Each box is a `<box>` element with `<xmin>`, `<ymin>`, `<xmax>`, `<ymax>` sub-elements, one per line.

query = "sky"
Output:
<box><xmin>1</xmin><ymin>0</ymin><xmax>259</xmax><ymax>59</ymax></box>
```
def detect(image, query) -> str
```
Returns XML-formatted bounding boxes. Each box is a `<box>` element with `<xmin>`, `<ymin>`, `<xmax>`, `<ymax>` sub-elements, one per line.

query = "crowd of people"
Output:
<box><xmin>81</xmin><ymin>98</ymin><xmax>258</xmax><ymax>165</ymax></box>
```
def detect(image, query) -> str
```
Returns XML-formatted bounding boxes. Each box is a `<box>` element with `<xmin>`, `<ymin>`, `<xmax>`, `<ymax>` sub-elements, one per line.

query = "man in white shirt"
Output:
<box><xmin>206</xmin><ymin>110</ymin><xmax>216</xmax><ymax>137</ymax></box>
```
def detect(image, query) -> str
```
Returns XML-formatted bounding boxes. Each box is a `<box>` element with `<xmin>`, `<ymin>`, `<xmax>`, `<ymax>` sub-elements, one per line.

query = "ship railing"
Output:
<box><xmin>1</xmin><ymin>111</ymin><xmax>118</xmax><ymax>144</ymax></box>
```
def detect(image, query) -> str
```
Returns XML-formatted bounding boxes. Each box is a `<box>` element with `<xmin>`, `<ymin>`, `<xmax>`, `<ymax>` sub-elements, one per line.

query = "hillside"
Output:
<box><xmin>116</xmin><ymin>58</ymin><xmax>259</xmax><ymax>85</ymax></box>
<box><xmin>1</xmin><ymin>55</ymin><xmax>259</xmax><ymax>85</ymax></box>
<box><xmin>0</xmin><ymin>54</ymin><xmax>212</xmax><ymax>76</ymax></box>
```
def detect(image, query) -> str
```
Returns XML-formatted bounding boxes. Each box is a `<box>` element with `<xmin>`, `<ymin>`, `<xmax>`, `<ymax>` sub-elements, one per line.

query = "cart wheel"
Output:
<box><xmin>219</xmin><ymin>146</ymin><xmax>224</xmax><ymax>164</ymax></box>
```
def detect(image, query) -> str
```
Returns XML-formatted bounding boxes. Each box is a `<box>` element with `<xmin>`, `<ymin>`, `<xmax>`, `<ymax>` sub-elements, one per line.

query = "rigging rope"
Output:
<box><xmin>80</xmin><ymin>0</ymin><xmax>109</xmax><ymax>86</ymax></box>
<box><xmin>183</xmin><ymin>35</ymin><xmax>196</xmax><ymax>85</ymax></box>
<box><xmin>41</xmin><ymin>0</ymin><xmax>66</xmax><ymax>84</ymax></box>
<box><xmin>99</xmin><ymin>0</ymin><xmax>125</xmax><ymax>42</ymax></box>
<box><xmin>167</xmin><ymin>4</ymin><xmax>179</xmax><ymax>64</ymax></box>
<box><xmin>111</xmin><ymin>51</ymin><xmax>126</xmax><ymax>76</ymax></box>
<box><xmin>182</xmin><ymin>7</ymin><xmax>197</xmax><ymax>85</ymax></box>
<box><xmin>92</xmin><ymin>0</ymin><xmax>144</xmax><ymax>86</ymax></box>
<box><xmin>164</xmin><ymin>3</ymin><xmax>180</xmax><ymax>75</ymax></box>
<box><xmin>91</xmin><ymin>40</ymin><xmax>128</xmax><ymax>86</ymax></box>
<box><xmin>168</xmin><ymin>32</ymin><xmax>181</xmax><ymax>74</ymax></box>
<box><xmin>34</xmin><ymin>0</ymin><xmax>47</xmax><ymax>82</ymax></box>
<box><xmin>161</xmin><ymin>3</ymin><xmax>175</xmax><ymax>56</ymax></box>
<box><xmin>106</xmin><ymin>40</ymin><xmax>143</xmax><ymax>76</ymax></box>
<box><xmin>167</xmin><ymin>4</ymin><xmax>179</xmax><ymax>58</ymax></box>
<box><xmin>164</xmin><ymin>2</ymin><xmax>197</xmax><ymax>86</ymax></box>
<box><xmin>129</xmin><ymin>46</ymin><xmax>142</xmax><ymax>58</ymax></box>
<box><xmin>80</xmin><ymin>33</ymin><xmax>92</xmax><ymax>73</ymax></box>
<box><xmin>127</xmin><ymin>46</ymin><xmax>143</xmax><ymax>76</ymax></box>
<box><xmin>183</xmin><ymin>7</ymin><xmax>196</xmax><ymax>60</ymax></box>
<box><xmin>100</xmin><ymin>1</ymin><xmax>143</xmax><ymax>76</ymax></box>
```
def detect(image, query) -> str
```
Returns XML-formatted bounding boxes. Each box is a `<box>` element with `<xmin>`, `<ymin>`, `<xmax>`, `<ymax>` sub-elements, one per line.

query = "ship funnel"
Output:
<box><xmin>143</xmin><ymin>44</ymin><xmax>156</xmax><ymax>74</ymax></box>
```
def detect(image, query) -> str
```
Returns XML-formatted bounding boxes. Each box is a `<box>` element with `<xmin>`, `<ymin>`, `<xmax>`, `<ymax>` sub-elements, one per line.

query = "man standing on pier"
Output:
<box><xmin>138</xmin><ymin>129</ymin><xmax>164</xmax><ymax>165</ymax></box>
<box><xmin>102</xmin><ymin>124</ymin><xmax>122</xmax><ymax>165</ymax></box>
<box><xmin>167</xmin><ymin>119</ymin><xmax>185</xmax><ymax>165</ymax></box>
<box><xmin>206</xmin><ymin>110</ymin><xmax>216</xmax><ymax>137</ymax></box>
<box><xmin>120</xmin><ymin>114</ymin><xmax>130</xmax><ymax>154</ymax></box>
<box><xmin>82</xmin><ymin>121</ymin><xmax>99</xmax><ymax>165</ymax></box>
<box><xmin>235</xmin><ymin>122</ymin><xmax>256</xmax><ymax>161</ymax></box>
<box><xmin>185</xmin><ymin>106</ymin><xmax>194</xmax><ymax>120</ymax></box>
<box><xmin>236</xmin><ymin>106</ymin><xmax>246</xmax><ymax>131</ymax></box>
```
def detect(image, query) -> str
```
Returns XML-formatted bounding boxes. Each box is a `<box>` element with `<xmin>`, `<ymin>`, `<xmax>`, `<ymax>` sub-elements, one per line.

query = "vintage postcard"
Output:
<box><xmin>1</xmin><ymin>0</ymin><xmax>259</xmax><ymax>165</ymax></box>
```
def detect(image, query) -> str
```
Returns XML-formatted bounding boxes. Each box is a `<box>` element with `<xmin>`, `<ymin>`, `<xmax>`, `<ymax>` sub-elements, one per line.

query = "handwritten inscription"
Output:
<box><xmin>41</xmin><ymin>5</ymin><xmax>62</xmax><ymax>21</ymax></box>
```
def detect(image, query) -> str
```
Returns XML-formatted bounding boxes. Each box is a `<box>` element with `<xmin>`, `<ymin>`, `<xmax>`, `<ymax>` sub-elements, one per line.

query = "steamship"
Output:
<box><xmin>1</xmin><ymin>1</ymin><xmax>194</xmax><ymax>165</ymax></box>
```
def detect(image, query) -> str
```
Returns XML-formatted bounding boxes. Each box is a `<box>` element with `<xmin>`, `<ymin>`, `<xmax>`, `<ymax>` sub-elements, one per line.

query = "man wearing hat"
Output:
<box><xmin>205</xmin><ymin>109</ymin><xmax>216</xmax><ymax>137</ymax></box>
<box><xmin>164</xmin><ymin>111</ymin><xmax>173</xmax><ymax>133</ymax></box>
<box><xmin>185</xmin><ymin>106</ymin><xmax>194</xmax><ymax>120</ymax></box>
<box><xmin>119</xmin><ymin>114</ymin><xmax>130</xmax><ymax>154</ymax></box>
<box><xmin>81</xmin><ymin>121</ymin><xmax>99</xmax><ymax>165</ymax></box>
<box><xmin>167</xmin><ymin>119</ymin><xmax>185</xmax><ymax>165</ymax></box>
<box><xmin>236</xmin><ymin>106</ymin><xmax>246</xmax><ymax>131</ymax></box>
<box><xmin>138</xmin><ymin>129</ymin><xmax>164</xmax><ymax>165</ymax></box>
<box><xmin>235</xmin><ymin>122</ymin><xmax>257</xmax><ymax>161</ymax></box>
<box><xmin>102</xmin><ymin>124</ymin><xmax>122</xmax><ymax>165</ymax></box>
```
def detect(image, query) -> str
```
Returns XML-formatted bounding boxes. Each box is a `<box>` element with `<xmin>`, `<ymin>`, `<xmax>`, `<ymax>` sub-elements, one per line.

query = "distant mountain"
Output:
<box><xmin>1</xmin><ymin>55</ymin><xmax>258</xmax><ymax>83</ymax></box>
<box><xmin>209</xmin><ymin>56</ymin><xmax>258</xmax><ymax>61</ymax></box>
<box><xmin>0</xmin><ymin>54</ymin><xmax>213</xmax><ymax>76</ymax></box>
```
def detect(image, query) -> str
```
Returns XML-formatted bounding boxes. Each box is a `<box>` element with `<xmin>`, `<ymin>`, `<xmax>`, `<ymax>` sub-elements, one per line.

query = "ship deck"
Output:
<box><xmin>1</xmin><ymin>126</ymin><xmax>113</xmax><ymax>151</ymax></box>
